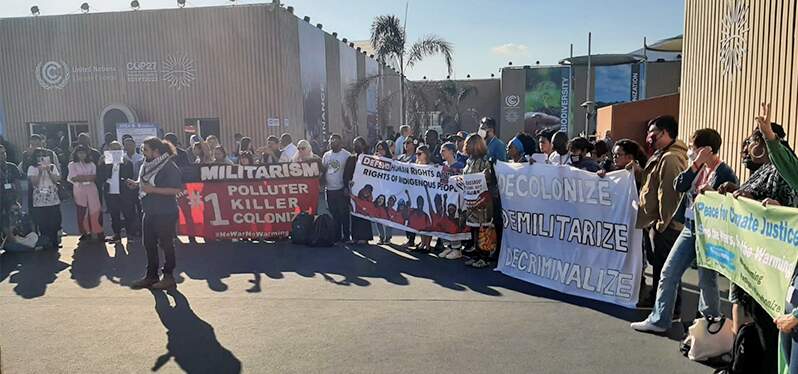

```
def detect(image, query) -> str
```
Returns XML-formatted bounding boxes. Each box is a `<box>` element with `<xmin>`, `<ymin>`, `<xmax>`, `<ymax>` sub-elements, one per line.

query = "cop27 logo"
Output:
<box><xmin>35</xmin><ymin>60</ymin><xmax>70</xmax><ymax>89</ymax></box>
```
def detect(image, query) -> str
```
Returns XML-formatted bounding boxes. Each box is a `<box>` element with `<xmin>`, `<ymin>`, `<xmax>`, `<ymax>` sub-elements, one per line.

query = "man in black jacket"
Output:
<box><xmin>164</xmin><ymin>133</ymin><xmax>192</xmax><ymax>168</ymax></box>
<box><xmin>99</xmin><ymin>141</ymin><xmax>138</xmax><ymax>243</ymax></box>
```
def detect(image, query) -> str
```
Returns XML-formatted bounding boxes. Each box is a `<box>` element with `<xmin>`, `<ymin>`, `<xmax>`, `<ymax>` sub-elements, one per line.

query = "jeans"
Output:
<box><xmin>325</xmin><ymin>189</ymin><xmax>350</xmax><ymax>242</ymax></box>
<box><xmin>143</xmin><ymin>213</ymin><xmax>177</xmax><ymax>279</ymax></box>
<box><xmin>375</xmin><ymin>223</ymin><xmax>391</xmax><ymax>241</ymax></box>
<box><xmin>647</xmin><ymin>220</ymin><xmax>720</xmax><ymax>328</ymax></box>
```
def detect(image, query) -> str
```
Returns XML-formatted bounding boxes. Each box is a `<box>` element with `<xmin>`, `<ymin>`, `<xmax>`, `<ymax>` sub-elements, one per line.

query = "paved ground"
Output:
<box><xmin>0</xmin><ymin>203</ymin><xmax>727</xmax><ymax>374</ymax></box>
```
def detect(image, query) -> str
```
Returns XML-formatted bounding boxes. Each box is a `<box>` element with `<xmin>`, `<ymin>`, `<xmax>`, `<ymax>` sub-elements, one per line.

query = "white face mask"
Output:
<box><xmin>477</xmin><ymin>129</ymin><xmax>487</xmax><ymax>139</ymax></box>
<box><xmin>687</xmin><ymin>148</ymin><xmax>696</xmax><ymax>163</ymax></box>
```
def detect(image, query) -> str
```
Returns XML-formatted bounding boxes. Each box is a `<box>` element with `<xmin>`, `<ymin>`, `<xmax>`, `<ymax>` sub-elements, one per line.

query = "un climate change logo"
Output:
<box><xmin>35</xmin><ymin>60</ymin><xmax>70</xmax><ymax>89</ymax></box>
<box><xmin>505</xmin><ymin>95</ymin><xmax>520</xmax><ymax>107</ymax></box>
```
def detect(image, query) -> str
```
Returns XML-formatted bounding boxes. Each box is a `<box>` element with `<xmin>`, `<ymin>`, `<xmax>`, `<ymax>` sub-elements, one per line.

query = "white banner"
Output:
<box><xmin>449</xmin><ymin>173</ymin><xmax>488</xmax><ymax>209</ymax></box>
<box><xmin>495</xmin><ymin>162</ymin><xmax>643</xmax><ymax>308</ymax></box>
<box><xmin>351</xmin><ymin>154</ymin><xmax>470</xmax><ymax>240</ymax></box>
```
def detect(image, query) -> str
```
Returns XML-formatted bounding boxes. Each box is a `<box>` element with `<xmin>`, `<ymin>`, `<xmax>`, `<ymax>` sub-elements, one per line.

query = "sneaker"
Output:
<box><xmin>106</xmin><ymin>235</ymin><xmax>122</xmax><ymax>243</ymax></box>
<box><xmin>464</xmin><ymin>258</ymin><xmax>477</xmax><ymax>266</ymax></box>
<box><xmin>78</xmin><ymin>234</ymin><xmax>91</xmax><ymax>242</ymax></box>
<box><xmin>377</xmin><ymin>239</ymin><xmax>386</xmax><ymax>245</ymax></box>
<box><xmin>438</xmin><ymin>248</ymin><xmax>453</xmax><ymax>258</ymax></box>
<box><xmin>445</xmin><ymin>249</ymin><xmax>463</xmax><ymax>260</ymax></box>
<box><xmin>630</xmin><ymin>320</ymin><xmax>667</xmax><ymax>333</ymax></box>
<box><xmin>471</xmin><ymin>259</ymin><xmax>491</xmax><ymax>268</ymax></box>
<box><xmin>130</xmin><ymin>277</ymin><xmax>158</xmax><ymax>290</ymax></box>
<box><xmin>402</xmin><ymin>240</ymin><xmax>416</xmax><ymax>248</ymax></box>
<box><xmin>151</xmin><ymin>276</ymin><xmax>177</xmax><ymax>290</ymax></box>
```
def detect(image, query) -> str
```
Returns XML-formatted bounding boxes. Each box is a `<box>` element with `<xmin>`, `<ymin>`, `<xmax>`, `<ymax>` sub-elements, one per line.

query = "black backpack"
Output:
<box><xmin>291</xmin><ymin>212</ymin><xmax>315</xmax><ymax>245</ymax></box>
<box><xmin>713</xmin><ymin>323</ymin><xmax>767</xmax><ymax>374</ymax></box>
<box><xmin>311</xmin><ymin>214</ymin><xmax>336</xmax><ymax>247</ymax></box>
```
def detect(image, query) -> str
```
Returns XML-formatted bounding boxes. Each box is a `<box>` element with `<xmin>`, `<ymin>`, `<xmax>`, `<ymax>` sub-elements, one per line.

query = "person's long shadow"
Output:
<box><xmin>1</xmin><ymin>250</ymin><xmax>69</xmax><ymax>298</ymax></box>
<box><xmin>150</xmin><ymin>289</ymin><xmax>241</xmax><ymax>373</ymax></box>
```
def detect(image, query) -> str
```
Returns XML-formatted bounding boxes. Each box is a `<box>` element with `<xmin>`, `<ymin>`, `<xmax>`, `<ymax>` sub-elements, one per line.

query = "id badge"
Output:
<box><xmin>3</xmin><ymin>183</ymin><xmax>11</xmax><ymax>190</ymax></box>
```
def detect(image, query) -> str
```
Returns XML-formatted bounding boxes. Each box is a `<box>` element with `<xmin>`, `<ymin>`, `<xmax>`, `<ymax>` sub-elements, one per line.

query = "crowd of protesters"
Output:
<box><xmin>6</xmin><ymin>102</ymin><xmax>798</xmax><ymax>372</ymax></box>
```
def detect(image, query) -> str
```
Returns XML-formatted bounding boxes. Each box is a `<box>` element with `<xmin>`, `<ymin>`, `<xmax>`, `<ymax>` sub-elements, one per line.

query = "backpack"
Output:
<box><xmin>727</xmin><ymin>323</ymin><xmax>767</xmax><ymax>374</ymax></box>
<box><xmin>311</xmin><ymin>214</ymin><xmax>336</xmax><ymax>247</ymax></box>
<box><xmin>291</xmin><ymin>212</ymin><xmax>315</xmax><ymax>245</ymax></box>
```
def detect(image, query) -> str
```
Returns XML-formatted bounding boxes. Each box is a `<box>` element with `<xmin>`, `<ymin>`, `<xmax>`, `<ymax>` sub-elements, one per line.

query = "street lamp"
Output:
<box><xmin>131</xmin><ymin>0</ymin><xmax>140</xmax><ymax>10</ymax></box>
<box><xmin>30</xmin><ymin>5</ymin><xmax>40</xmax><ymax>16</ymax></box>
<box><xmin>177</xmin><ymin>0</ymin><xmax>186</xmax><ymax>8</ymax></box>
<box><xmin>80</xmin><ymin>2</ymin><xmax>89</xmax><ymax>13</ymax></box>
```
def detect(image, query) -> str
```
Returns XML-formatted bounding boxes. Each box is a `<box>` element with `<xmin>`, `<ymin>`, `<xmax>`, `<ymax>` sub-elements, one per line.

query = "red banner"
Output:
<box><xmin>177</xmin><ymin>162</ymin><xmax>321</xmax><ymax>239</ymax></box>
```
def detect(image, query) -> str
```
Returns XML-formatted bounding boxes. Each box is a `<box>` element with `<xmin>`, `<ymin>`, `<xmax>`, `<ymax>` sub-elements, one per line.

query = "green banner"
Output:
<box><xmin>695</xmin><ymin>192</ymin><xmax>798</xmax><ymax>319</ymax></box>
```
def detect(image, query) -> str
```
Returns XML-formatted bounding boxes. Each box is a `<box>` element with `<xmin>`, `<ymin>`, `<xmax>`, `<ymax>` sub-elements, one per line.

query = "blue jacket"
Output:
<box><xmin>486</xmin><ymin>137</ymin><xmax>507</xmax><ymax>162</ymax></box>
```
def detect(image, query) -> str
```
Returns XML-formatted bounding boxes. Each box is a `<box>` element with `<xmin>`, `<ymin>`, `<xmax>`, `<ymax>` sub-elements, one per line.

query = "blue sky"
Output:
<box><xmin>2</xmin><ymin>0</ymin><xmax>685</xmax><ymax>80</ymax></box>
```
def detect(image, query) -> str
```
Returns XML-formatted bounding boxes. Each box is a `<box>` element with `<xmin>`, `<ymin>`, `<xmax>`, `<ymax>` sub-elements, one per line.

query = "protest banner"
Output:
<box><xmin>350</xmin><ymin>154</ymin><xmax>470</xmax><ymax>241</ymax></box>
<box><xmin>449</xmin><ymin>173</ymin><xmax>488</xmax><ymax>209</ymax></box>
<box><xmin>494</xmin><ymin>162</ymin><xmax>643</xmax><ymax>307</ymax></box>
<box><xmin>695</xmin><ymin>192</ymin><xmax>798</xmax><ymax>318</ymax></box>
<box><xmin>177</xmin><ymin>162</ymin><xmax>321</xmax><ymax>240</ymax></box>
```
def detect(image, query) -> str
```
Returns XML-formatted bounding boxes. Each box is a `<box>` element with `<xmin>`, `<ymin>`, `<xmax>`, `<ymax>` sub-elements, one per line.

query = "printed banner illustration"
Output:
<box><xmin>495</xmin><ymin>162</ymin><xmax>644</xmax><ymax>308</ymax></box>
<box><xmin>177</xmin><ymin>162</ymin><xmax>321</xmax><ymax>240</ymax></box>
<box><xmin>449</xmin><ymin>173</ymin><xmax>489</xmax><ymax>209</ymax></box>
<box><xmin>695</xmin><ymin>192</ymin><xmax>798</xmax><ymax>318</ymax></box>
<box><xmin>350</xmin><ymin>154</ymin><xmax>470</xmax><ymax>241</ymax></box>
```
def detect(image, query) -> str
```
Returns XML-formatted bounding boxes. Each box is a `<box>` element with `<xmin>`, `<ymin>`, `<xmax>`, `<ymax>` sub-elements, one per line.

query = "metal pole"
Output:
<box><xmin>585</xmin><ymin>32</ymin><xmax>592</xmax><ymax>136</ymax></box>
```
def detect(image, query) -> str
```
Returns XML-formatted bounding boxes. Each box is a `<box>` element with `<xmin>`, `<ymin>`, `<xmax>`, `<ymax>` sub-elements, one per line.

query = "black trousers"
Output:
<box><xmin>491</xmin><ymin>194</ymin><xmax>503</xmax><ymax>259</ymax></box>
<box><xmin>32</xmin><ymin>205</ymin><xmax>61</xmax><ymax>249</ymax></box>
<box><xmin>143</xmin><ymin>213</ymin><xmax>178</xmax><ymax>279</ymax></box>
<box><xmin>106</xmin><ymin>194</ymin><xmax>137</xmax><ymax>236</ymax></box>
<box><xmin>326</xmin><ymin>189</ymin><xmax>350</xmax><ymax>242</ymax></box>
<box><xmin>647</xmin><ymin>226</ymin><xmax>682</xmax><ymax>310</ymax></box>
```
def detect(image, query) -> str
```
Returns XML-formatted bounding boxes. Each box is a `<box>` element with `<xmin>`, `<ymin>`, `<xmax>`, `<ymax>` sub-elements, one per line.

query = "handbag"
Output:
<box><xmin>679</xmin><ymin>315</ymin><xmax>734</xmax><ymax>362</ymax></box>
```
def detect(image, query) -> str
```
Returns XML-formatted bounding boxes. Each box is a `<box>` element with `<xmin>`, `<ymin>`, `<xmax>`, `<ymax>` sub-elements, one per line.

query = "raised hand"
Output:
<box><xmin>756</xmin><ymin>102</ymin><xmax>775</xmax><ymax>140</ymax></box>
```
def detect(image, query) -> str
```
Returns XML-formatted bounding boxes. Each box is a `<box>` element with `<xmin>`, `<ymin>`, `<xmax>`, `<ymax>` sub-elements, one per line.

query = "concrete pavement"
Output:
<box><xmin>0</xmin><ymin>205</ymin><xmax>723</xmax><ymax>373</ymax></box>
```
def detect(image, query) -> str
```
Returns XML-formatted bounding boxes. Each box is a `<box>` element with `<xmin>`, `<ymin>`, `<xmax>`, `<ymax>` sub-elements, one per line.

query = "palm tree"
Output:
<box><xmin>433</xmin><ymin>80</ymin><xmax>478</xmax><ymax>133</ymax></box>
<box><xmin>370</xmin><ymin>15</ymin><xmax>453</xmax><ymax>128</ymax></box>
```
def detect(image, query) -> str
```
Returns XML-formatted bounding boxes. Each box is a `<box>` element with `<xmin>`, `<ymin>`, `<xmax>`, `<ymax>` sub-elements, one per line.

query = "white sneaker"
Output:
<box><xmin>630</xmin><ymin>320</ymin><xmax>667</xmax><ymax>333</ymax></box>
<box><xmin>445</xmin><ymin>249</ymin><xmax>462</xmax><ymax>259</ymax></box>
<box><xmin>438</xmin><ymin>248</ymin><xmax>453</xmax><ymax>258</ymax></box>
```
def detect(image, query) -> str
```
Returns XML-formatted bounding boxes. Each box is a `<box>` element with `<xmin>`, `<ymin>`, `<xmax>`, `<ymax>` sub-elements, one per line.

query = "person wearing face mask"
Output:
<box><xmin>629</xmin><ymin>115</ymin><xmax>688</xmax><ymax>309</ymax></box>
<box><xmin>344</xmin><ymin>137</ymin><xmax>373</xmax><ymax>245</ymax></box>
<box><xmin>632</xmin><ymin>128</ymin><xmax>738</xmax><ymax>333</ymax></box>
<box><xmin>478</xmin><ymin>117</ymin><xmax>507</xmax><ymax>162</ymax></box>
<box><xmin>566</xmin><ymin>137</ymin><xmax>600</xmax><ymax>172</ymax></box>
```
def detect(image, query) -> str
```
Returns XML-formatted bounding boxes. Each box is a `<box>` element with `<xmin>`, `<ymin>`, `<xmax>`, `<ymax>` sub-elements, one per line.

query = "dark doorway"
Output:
<box><xmin>102</xmin><ymin>109</ymin><xmax>130</xmax><ymax>140</ymax></box>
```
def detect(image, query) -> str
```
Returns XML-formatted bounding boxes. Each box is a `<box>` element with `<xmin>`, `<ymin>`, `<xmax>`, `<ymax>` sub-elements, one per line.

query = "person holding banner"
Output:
<box><xmin>412</xmin><ymin>145</ymin><xmax>434</xmax><ymax>252</ymax></box>
<box><xmin>345</xmin><ymin>137</ymin><xmax>373</xmax><ymax>245</ymax></box>
<box><xmin>292</xmin><ymin>140</ymin><xmax>320</xmax><ymax>163</ymax></box>
<box><xmin>129</xmin><ymin>138</ymin><xmax>183</xmax><ymax>290</ymax></box>
<box><xmin>566</xmin><ymin>137</ymin><xmax>601</xmax><ymax>172</ymax></box>
<box><xmin>632</xmin><ymin>128</ymin><xmax>738</xmax><ymax>333</ymax></box>
<box><xmin>597</xmin><ymin>139</ymin><xmax>648</xmax><ymax>188</ymax></box>
<box><xmin>373</xmin><ymin>141</ymin><xmax>393</xmax><ymax>244</ymax></box>
<box><xmin>68</xmin><ymin>145</ymin><xmax>105</xmax><ymax>242</ymax></box>
<box><xmin>322</xmin><ymin>134</ymin><xmax>352</xmax><ymax>244</ymax></box>
<box><xmin>461</xmin><ymin>134</ymin><xmax>494</xmax><ymax>268</ymax></box>
<box><xmin>755</xmin><ymin>103</ymin><xmax>798</xmax><ymax>372</ymax></box>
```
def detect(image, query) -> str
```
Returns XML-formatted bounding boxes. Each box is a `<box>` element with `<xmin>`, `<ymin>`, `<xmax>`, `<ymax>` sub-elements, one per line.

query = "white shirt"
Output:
<box><xmin>548</xmin><ymin>152</ymin><xmax>570</xmax><ymax>166</ymax></box>
<box><xmin>394</xmin><ymin>136</ymin><xmax>406</xmax><ymax>157</ymax></box>
<box><xmin>322</xmin><ymin>149</ymin><xmax>351</xmax><ymax>191</ymax></box>
<box><xmin>280</xmin><ymin>143</ymin><xmax>299</xmax><ymax>162</ymax></box>
<box><xmin>27</xmin><ymin>165</ymin><xmax>61</xmax><ymax>207</ymax></box>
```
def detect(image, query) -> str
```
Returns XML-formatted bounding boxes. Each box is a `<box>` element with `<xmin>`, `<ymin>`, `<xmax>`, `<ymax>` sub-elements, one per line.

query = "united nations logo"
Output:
<box><xmin>505</xmin><ymin>95</ymin><xmax>520</xmax><ymax>108</ymax></box>
<box><xmin>35</xmin><ymin>60</ymin><xmax>70</xmax><ymax>89</ymax></box>
<box><xmin>162</xmin><ymin>55</ymin><xmax>196</xmax><ymax>90</ymax></box>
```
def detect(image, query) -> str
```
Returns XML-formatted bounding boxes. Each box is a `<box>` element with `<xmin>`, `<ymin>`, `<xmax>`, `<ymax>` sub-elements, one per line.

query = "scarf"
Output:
<box><xmin>138</xmin><ymin>153</ymin><xmax>172</xmax><ymax>198</ymax></box>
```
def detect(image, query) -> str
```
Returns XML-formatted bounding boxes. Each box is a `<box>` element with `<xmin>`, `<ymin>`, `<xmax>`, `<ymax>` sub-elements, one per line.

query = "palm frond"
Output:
<box><xmin>370</xmin><ymin>15</ymin><xmax>406</xmax><ymax>63</ymax></box>
<box><xmin>457</xmin><ymin>85</ymin><xmax>478</xmax><ymax>103</ymax></box>
<box><xmin>406</xmin><ymin>35</ymin><xmax>454</xmax><ymax>76</ymax></box>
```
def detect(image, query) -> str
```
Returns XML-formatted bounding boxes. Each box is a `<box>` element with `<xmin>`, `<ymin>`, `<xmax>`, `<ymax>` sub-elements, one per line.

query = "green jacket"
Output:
<box><xmin>766</xmin><ymin>139</ymin><xmax>798</xmax><ymax>192</ymax></box>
